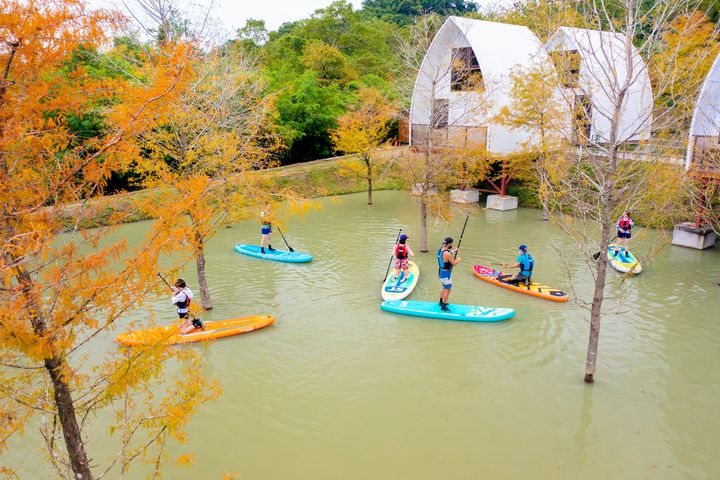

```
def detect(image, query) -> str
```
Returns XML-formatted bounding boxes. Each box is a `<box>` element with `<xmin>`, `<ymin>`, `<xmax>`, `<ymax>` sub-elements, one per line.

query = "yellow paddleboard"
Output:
<box><xmin>116</xmin><ymin>315</ymin><xmax>275</xmax><ymax>346</ymax></box>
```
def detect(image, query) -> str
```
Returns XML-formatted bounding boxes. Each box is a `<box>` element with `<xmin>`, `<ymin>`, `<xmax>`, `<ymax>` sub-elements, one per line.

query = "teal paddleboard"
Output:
<box><xmin>234</xmin><ymin>244</ymin><xmax>312</xmax><ymax>263</ymax></box>
<box><xmin>380</xmin><ymin>300</ymin><xmax>515</xmax><ymax>322</ymax></box>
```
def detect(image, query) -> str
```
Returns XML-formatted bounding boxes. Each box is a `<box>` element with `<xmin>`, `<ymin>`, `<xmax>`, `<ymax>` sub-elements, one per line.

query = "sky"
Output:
<box><xmin>93</xmin><ymin>0</ymin><xmax>366</xmax><ymax>36</ymax></box>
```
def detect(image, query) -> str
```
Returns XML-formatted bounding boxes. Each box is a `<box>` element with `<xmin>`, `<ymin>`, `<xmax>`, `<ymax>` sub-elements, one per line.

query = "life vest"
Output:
<box><xmin>519</xmin><ymin>253</ymin><xmax>534</xmax><ymax>275</ymax></box>
<box><xmin>619</xmin><ymin>217</ymin><xmax>632</xmax><ymax>230</ymax></box>
<box><xmin>437</xmin><ymin>248</ymin><xmax>453</xmax><ymax>271</ymax></box>
<box><xmin>396</xmin><ymin>243</ymin><xmax>408</xmax><ymax>260</ymax></box>
<box><xmin>174</xmin><ymin>290</ymin><xmax>191</xmax><ymax>309</ymax></box>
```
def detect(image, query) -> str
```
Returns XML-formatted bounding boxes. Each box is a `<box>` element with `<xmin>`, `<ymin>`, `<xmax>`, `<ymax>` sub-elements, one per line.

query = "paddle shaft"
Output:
<box><xmin>157</xmin><ymin>273</ymin><xmax>173</xmax><ymax>291</ymax></box>
<box><xmin>383</xmin><ymin>228</ymin><xmax>402</xmax><ymax>282</ymax></box>
<box><xmin>454</xmin><ymin>215</ymin><xmax>469</xmax><ymax>259</ymax></box>
<box><xmin>277</xmin><ymin>226</ymin><xmax>295</xmax><ymax>252</ymax></box>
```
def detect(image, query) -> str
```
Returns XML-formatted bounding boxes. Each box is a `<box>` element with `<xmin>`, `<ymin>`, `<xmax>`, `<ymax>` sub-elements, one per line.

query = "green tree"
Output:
<box><xmin>275</xmin><ymin>72</ymin><xmax>347</xmax><ymax>161</ymax></box>
<box><xmin>363</xmin><ymin>0</ymin><xmax>479</xmax><ymax>25</ymax></box>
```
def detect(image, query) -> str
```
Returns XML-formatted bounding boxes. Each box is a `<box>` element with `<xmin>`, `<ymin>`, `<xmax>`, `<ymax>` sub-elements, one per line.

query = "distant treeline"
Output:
<box><xmin>67</xmin><ymin>0</ymin><xmax>720</xmax><ymax>192</ymax></box>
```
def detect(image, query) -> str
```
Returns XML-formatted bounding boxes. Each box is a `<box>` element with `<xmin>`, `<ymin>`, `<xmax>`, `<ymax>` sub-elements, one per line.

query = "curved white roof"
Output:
<box><xmin>409</xmin><ymin>17</ymin><xmax>559</xmax><ymax>153</ymax></box>
<box><xmin>546</xmin><ymin>27</ymin><xmax>653</xmax><ymax>142</ymax></box>
<box><xmin>686</xmin><ymin>51</ymin><xmax>720</xmax><ymax>169</ymax></box>
<box><xmin>446</xmin><ymin>17</ymin><xmax>550</xmax><ymax>84</ymax></box>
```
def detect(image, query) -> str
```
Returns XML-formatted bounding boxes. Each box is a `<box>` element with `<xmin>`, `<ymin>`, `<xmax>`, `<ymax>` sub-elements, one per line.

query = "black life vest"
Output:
<box><xmin>396</xmin><ymin>243</ymin><xmax>408</xmax><ymax>260</ymax></box>
<box><xmin>174</xmin><ymin>290</ymin><xmax>191</xmax><ymax>309</ymax></box>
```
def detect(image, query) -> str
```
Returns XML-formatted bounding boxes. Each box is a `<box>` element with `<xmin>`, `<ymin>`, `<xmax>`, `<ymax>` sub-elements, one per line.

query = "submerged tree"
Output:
<box><xmin>537</xmin><ymin>0</ymin><xmax>718</xmax><ymax>382</ymax></box>
<box><xmin>331</xmin><ymin>87</ymin><xmax>397</xmax><ymax>205</ymax></box>
<box><xmin>136</xmin><ymin>44</ymin><xmax>281</xmax><ymax>310</ymax></box>
<box><xmin>0</xmin><ymin>1</ymin><xmax>219</xmax><ymax>478</ymax></box>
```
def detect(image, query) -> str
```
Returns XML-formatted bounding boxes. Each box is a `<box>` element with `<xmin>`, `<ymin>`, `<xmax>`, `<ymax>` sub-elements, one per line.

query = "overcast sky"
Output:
<box><xmin>91</xmin><ymin>0</ymin><xmax>502</xmax><ymax>37</ymax></box>
<box><xmin>94</xmin><ymin>0</ymin><xmax>365</xmax><ymax>36</ymax></box>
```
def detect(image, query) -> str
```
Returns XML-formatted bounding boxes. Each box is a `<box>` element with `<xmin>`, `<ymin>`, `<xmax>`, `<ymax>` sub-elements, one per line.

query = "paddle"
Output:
<box><xmin>276</xmin><ymin>226</ymin><xmax>295</xmax><ymax>252</ymax></box>
<box><xmin>382</xmin><ymin>228</ymin><xmax>402</xmax><ymax>283</ymax></box>
<box><xmin>157</xmin><ymin>273</ymin><xmax>173</xmax><ymax>291</ymax></box>
<box><xmin>454</xmin><ymin>214</ymin><xmax>469</xmax><ymax>259</ymax></box>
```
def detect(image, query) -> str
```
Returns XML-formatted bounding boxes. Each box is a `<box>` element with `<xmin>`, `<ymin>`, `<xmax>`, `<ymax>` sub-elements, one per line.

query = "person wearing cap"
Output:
<box><xmin>437</xmin><ymin>237</ymin><xmax>461</xmax><ymax>311</ymax></box>
<box><xmin>393</xmin><ymin>233</ymin><xmax>415</xmax><ymax>282</ymax></box>
<box><xmin>499</xmin><ymin>244</ymin><xmax>534</xmax><ymax>286</ymax></box>
<box><xmin>171</xmin><ymin>278</ymin><xmax>204</xmax><ymax>334</ymax></box>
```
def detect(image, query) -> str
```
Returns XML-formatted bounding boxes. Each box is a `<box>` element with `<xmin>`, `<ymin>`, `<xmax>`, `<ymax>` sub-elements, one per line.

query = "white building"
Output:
<box><xmin>545</xmin><ymin>27</ymin><xmax>653</xmax><ymax>144</ymax></box>
<box><xmin>686</xmin><ymin>51</ymin><xmax>720</xmax><ymax>172</ymax></box>
<box><xmin>409</xmin><ymin>17</ymin><xmax>561</xmax><ymax>154</ymax></box>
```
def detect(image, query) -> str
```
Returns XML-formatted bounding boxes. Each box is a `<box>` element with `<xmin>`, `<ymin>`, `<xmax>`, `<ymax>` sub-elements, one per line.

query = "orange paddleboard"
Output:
<box><xmin>472</xmin><ymin>265</ymin><xmax>569</xmax><ymax>302</ymax></box>
<box><xmin>116</xmin><ymin>315</ymin><xmax>275</xmax><ymax>346</ymax></box>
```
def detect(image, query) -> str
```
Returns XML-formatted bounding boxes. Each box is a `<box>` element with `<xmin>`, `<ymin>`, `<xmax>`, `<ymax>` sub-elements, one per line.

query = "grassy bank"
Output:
<box><xmin>60</xmin><ymin>148</ymin><xmax>410</xmax><ymax>229</ymax></box>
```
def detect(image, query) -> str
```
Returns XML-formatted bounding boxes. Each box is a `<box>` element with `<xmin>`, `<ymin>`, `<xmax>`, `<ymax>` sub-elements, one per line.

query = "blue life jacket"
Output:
<box><xmin>519</xmin><ymin>253</ymin><xmax>534</xmax><ymax>276</ymax></box>
<box><xmin>437</xmin><ymin>248</ymin><xmax>453</xmax><ymax>271</ymax></box>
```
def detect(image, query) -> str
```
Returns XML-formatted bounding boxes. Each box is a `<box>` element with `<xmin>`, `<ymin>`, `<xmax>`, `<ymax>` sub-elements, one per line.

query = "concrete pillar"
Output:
<box><xmin>450</xmin><ymin>188</ymin><xmax>480</xmax><ymax>203</ymax></box>
<box><xmin>671</xmin><ymin>222</ymin><xmax>716</xmax><ymax>250</ymax></box>
<box><xmin>486</xmin><ymin>194</ymin><xmax>518</xmax><ymax>211</ymax></box>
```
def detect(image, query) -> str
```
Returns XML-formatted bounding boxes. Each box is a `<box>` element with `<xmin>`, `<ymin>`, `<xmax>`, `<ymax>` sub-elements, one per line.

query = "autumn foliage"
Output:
<box><xmin>0</xmin><ymin>1</ymin><xmax>219</xmax><ymax>478</ymax></box>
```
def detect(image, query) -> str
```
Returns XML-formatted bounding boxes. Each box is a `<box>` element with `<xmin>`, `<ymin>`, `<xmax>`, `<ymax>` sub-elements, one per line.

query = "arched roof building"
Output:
<box><xmin>686</xmin><ymin>51</ymin><xmax>720</xmax><ymax>173</ymax></box>
<box><xmin>409</xmin><ymin>17</ymin><xmax>561</xmax><ymax>154</ymax></box>
<box><xmin>545</xmin><ymin>27</ymin><xmax>653</xmax><ymax>144</ymax></box>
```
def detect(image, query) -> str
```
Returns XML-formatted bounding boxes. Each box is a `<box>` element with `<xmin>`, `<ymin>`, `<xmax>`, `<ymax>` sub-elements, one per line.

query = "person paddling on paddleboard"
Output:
<box><xmin>393</xmin><ymin>234</ymin><xmax>415</xmax><ymax>282</ymax></box>
<box><xmin>171</xmin><ymin>278</ymin><xmax>204</xmax><ymax>334</ymax></box>
<box><xmin>260</xmin><ymin>202</ymin><xmax>275</xmax><ymax>254</ymax></box>
<box><xmin>498</xmin><ymin>244</ymin><xmax>534</xmax><ymax>287</ymax></box>
<box><xmin>438</xmin><ymin>237</ymin><xmax>461</xmax><ymax>312</ymax></box>
<box><xmin>616</xmin><ymin>211</ymin><xmax>634</xmax><ymax>251</ymax></box>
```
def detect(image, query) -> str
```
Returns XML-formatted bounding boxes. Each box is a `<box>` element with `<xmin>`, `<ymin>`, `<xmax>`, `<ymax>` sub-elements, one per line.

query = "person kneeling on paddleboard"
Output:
<box><xmin>393</xmin><ymin>234</ymin><xmax>414</xmax><ymax>282</ymax></box>
<box><xmin>260</xmin><ymin>202</ymin><xmax>275</xmax><ymax>254</ymax></box>
<box><xmin>498</xmin><ymin>244</ymin><xmax>534</xmax><ymax>287</ymax></box>
<box><xmin>438</xmin><ymin>237</ymin><xmax>461</xmax><ymax>312</ymax></box>
<box><xmin>172</xmin><ymin>278</ymin><xmax>204</xmax><ymax>334</ymax></box>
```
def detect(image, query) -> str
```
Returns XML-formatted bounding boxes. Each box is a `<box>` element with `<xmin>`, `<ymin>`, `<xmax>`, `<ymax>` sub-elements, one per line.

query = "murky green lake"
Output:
<box><xmin>9</xmin><ymin>191</ymin><xmax>720</xmax><ymax>479</ymax></box>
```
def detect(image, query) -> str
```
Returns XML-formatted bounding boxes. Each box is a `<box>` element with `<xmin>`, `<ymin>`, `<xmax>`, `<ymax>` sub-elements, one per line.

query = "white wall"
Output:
<box><xmin>410</xmin><ymin>17</ymin><xmax>563</xmax><ymax>154</ymax></box>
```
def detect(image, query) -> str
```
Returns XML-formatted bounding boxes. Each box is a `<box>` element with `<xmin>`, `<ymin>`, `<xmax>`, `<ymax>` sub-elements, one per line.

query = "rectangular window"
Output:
<box><xmin>451</xmin><ymin>47</ymin><xmax>484</xmax><ymax>92</ymax></box>
<box><xmin>550</xmin><ymin>50</ymin><xmax>581</xmax><ymax>89</ymax></box>
<box><xmin>432</xmin><ymin>98</ymin><xmax>449</xmax><ymax>128</ymax></box>
<box><xmin>573</xmin><ymin>95</ymin><xmax>592</xmax><ymax>145</ymax></box>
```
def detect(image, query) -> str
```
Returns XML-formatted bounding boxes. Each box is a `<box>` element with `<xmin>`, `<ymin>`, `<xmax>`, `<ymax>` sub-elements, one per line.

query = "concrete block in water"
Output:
<box><xmin>450</xmin><ymin>189</ymin><xmax>480</xmax><ymax>203</ymax></box>
<box><xmin>486</xmin><ymin>194</ymin><xmax>518</xmax><ymax>211</ymax></box>
<box><xmin>671</xmin><ymin>222</ymin><xmax>716</xmax><ymax>250</ymax></box>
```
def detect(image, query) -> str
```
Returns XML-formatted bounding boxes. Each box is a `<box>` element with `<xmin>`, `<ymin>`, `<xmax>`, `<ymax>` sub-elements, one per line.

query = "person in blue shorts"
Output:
<box><xmin>499</xmin><ymin>244</ymin><xmax>534</xmax><ymax>287</ymax></box>
<box><xmin>260</xmin><ymin>202</ymin><xmax>275</xmax><ymax>254</ymax></box>
<box><xmin>437</xmin><ymin>237</ymin><xmax>462</xmax><ymax>311</ymax></box>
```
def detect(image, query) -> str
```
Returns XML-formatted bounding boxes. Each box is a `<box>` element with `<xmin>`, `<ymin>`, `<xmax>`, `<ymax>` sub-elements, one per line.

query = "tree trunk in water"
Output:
<box><xmin>194</xmin><ymin>233</ymin><xmax>213</xmax><ymax>310</ymax></box>
<box><xmin>45</xmin><ymin>356</ymin><xmax>94</xmax><ymax>480</ymax></box>
<box><xmin>367</xmin><ymin>177</ymin><xmax>373</xmax><ymax>205</ymax></box>
<box><xmin>420</xmin><ymin>200</ymin><xmax>428</xmax><ymax>252</ymax></box>
<box><xmin>584</xmin><ymin>208</ymin><xmax>612</xmax><ymax>383</ymax></box>
<box><xmin>541</xmin><ymin>200</ymin><xmax>549</xmax><ymax>221</ymax></box>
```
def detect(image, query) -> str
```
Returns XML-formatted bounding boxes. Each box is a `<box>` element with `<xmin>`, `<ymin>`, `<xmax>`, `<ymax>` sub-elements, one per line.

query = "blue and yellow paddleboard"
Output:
<box><xmin>607</xmin><ymin>244</ymin><xmax>642</xmax><ymax>274</ymax></box>
<box><xmin>381</xmin><ymin>261</ymin><xmax>420</xmax><ymax>301</ymax></box>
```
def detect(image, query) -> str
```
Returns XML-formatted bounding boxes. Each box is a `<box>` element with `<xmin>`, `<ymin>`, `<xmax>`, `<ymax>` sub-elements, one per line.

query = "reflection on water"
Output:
<box><xmin>8</xmin><ymin>191</ymin><xmax>720</xmax><ymax>479</ymax></box>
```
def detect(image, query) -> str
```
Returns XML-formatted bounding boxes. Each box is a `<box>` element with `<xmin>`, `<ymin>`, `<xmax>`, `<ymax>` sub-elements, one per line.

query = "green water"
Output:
<box><xmin>8</xmin><ymin>191</ymin><xmax>720</xmax><ymax>479</ymax></box>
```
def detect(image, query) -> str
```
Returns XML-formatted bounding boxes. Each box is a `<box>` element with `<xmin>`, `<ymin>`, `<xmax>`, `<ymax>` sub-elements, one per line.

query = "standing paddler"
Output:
<box><xmin>260</xmin><ymin>202</ymin><xmax>275</xmax><ymax>254</ymax></box>
<box><xmin>437</xmin><ymin>237</ymin><xmax>462</xmax><ymax>312</ymax></box>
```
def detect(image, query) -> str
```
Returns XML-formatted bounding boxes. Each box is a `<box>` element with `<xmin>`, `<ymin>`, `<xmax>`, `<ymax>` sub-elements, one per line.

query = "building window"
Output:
<box><xmin>451</xmin><ymin>47</ymin><xmax>484</xmax><ymax>92</ymax></box>
<box><xmin>550</xmin><ymin>50</ymin><xmax>581</xmax><ymax>89</ymax></box>
<box><xmin>432</xmin><ymin>98</ymin><xmax>449</xmax><ymax>128</ymax></box>
<box><xmin>573</xmin><ymin>95</ymin><xmax>592</xmax><ymax>144</ymax></box>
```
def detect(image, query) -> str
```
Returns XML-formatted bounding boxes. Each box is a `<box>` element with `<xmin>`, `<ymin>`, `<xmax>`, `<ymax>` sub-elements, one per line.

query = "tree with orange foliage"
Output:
<box><xmin>135</xmin><ymin>16</ymin><xmax>283</xmax><ymax>310</ymax></box>
<box><xmin>0</xmin><ymin>1</ymin><xmax>219</xmax><ymax>478</ymax></box>
<box><xmin>331</xmin><ymin>87</ymin><xmax>396</xmax><ymax>205</ymax></box>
